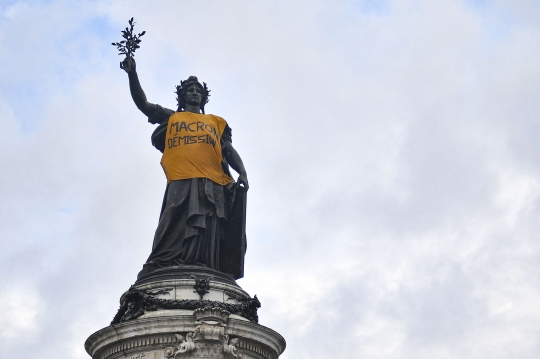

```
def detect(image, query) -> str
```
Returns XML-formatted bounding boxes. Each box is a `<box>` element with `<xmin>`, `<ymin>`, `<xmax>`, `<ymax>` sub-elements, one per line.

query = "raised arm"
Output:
<box><xmin>120</xmin><ymin>57</ymin><xmax>158</xmax><ymax>117</ymax></box>
<box><xmin>222</xmin><ymin>140</ymin><xmax>249</xmax><ymax>190</ymax></box>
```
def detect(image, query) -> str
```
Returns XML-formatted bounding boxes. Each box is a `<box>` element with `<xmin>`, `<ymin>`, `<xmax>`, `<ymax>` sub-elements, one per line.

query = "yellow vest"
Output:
<box><xmin>160</xmin><ymin>112</ymin><xmax>234</xmax><ymax>185</ymax></box>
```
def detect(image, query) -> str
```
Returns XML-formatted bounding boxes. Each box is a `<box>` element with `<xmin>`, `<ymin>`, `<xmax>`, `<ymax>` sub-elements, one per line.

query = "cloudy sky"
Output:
<box><xmin>1</xmin><ymin>0</ymin><xmax>540</xmax><ymax>358</ymax></box>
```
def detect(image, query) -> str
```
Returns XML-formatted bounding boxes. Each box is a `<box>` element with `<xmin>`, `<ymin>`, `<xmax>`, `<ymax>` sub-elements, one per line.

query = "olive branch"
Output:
<box><xmin>111</xmin><ymin>17</ymin><xmax>145</xmax><ymax>58</ymax></box>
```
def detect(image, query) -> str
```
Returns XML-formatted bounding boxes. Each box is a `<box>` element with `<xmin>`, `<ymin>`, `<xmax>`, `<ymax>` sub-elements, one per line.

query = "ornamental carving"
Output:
<box><xmin>111</xmin><ymin>287</ymin><xmax>260</xmax><ymax>324</ymax></box>
<box><xmin>164</xmin><ymin>328</ymin><xmax>242</xmax><ymax>359</ymax></box>
<box><xmin>194</xmin><ymin>307</ymin><xmax>230</xmax><ymax>324</ymax></box>
<box><xmin>191</xmin><ymin>275</ymin><xmax>213</xmax><ymax>300</ymax></box>
<box><xmin>164</xmin><ymin>333</ymin><xmax>197</xmax><ymax>359</ymax></box>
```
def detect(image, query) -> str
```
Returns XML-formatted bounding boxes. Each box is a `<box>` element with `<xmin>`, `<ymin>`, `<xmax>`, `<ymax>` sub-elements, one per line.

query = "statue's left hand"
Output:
<box><xmin>237</xmin><ymin>173</ymin><xmax>249</xmax><ymax>191</ymax></box>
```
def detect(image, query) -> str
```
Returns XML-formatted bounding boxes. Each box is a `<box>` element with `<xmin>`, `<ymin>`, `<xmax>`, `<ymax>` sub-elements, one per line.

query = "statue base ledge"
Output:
<box><xmin>85</xmin><ymin>316</ymin><xmax>285</xmax><ymax>359</ymax></box>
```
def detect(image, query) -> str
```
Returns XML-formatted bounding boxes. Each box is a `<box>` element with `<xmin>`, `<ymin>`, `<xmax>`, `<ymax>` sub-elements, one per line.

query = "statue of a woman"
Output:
<box><xmin>120</xmin><ymin>57</ymin><xmax>249</xmax><ymax>279</ymax></box>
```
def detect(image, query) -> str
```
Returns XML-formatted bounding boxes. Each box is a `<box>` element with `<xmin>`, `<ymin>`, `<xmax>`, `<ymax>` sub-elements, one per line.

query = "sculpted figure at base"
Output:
<box><xmin>121</xmin><ymin>57</ymin><xmax>248</xmax><ymax>279</ymax></box>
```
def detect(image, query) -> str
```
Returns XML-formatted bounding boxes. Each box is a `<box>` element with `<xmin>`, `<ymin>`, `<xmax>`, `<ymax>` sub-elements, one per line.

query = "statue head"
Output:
<box><xmin>175</xmin><ymin>76</ymin><xmax>210</xmax><ymax>114</ymax></box>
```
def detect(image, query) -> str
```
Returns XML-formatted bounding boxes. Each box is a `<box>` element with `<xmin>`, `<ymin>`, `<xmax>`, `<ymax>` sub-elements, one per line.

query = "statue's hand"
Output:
<box><xmin>120</xmin><ymin>56</ymin><xmax>136</xmax><ymax>73</ymax></box>
<box><xmin>237</xmin><ymin>173</ymin><xmax>249</xmax><ymax>191</ymax></box>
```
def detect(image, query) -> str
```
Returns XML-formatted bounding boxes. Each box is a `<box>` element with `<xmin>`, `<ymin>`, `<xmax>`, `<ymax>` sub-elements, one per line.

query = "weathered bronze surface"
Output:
<box><xmin>117</xmin><ymin>20</ymin><xmax>249</xmax><ymax>279</ymax></box>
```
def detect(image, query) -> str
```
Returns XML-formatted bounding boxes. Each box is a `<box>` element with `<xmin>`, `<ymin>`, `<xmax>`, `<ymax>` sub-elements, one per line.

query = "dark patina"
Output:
<box><xmin>120</xmin><ymin>53</ymin><xmax>249</xmax><ymax>280</ymax></box>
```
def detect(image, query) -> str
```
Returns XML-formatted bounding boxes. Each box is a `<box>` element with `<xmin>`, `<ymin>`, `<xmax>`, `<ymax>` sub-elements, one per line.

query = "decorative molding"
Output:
<box><xmin>102</xmin><ymin>334</ymin><xmax>179</xmax><ymax>359</ymax></box>
<box><xmin>111</xmin><ymin>287</ymin><xmax>260</xmax><ymax>325</ymax></box>
<box><xmin>97</xmin><ymin>334</ymin><xmax>272</xmax><ymax>359</ymax></box>
<box><xmin>235</xmin><ymin>339</ymin><xmax>273</xmax><ymax>359</ymax></box>
<box><xmin>86</xmin><ymin>317</ymin><xmax>285</xmax><ymax>359</ymax></box>
<box><xmin>194</xmin><ymin>307</ymin><xmax>230</xmax><ymax>324</ymax></box>
<box><xmin>191</xmin><ymin>275</ymin><xmax>213</xmax><ymax>300</ymax></box>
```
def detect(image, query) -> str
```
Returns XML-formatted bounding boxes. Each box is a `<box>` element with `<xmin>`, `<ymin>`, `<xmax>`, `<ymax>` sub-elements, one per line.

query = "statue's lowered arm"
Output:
<box><xmin>222</xmin><ymin>140</ymin><xmax>249</xmax><ymax>190</ymax></box>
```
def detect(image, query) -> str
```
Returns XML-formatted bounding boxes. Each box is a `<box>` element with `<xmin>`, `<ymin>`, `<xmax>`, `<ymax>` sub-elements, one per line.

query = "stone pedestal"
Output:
<box><xmin>85</xmin><ymin>266</ymin><xmax>285</xmax><ymax>359</ymax></box>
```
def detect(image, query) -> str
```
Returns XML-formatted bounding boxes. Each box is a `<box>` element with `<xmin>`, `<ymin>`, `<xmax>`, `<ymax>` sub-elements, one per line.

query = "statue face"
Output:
<box><xmin>185</xmin><ymin>84</ymin><xmax>203</xmax><ymax>107</ymax></box>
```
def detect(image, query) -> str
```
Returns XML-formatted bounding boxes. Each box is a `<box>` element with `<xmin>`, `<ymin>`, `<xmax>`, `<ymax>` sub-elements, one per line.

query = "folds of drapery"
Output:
<box><xmin>146</xmin><ymin>178</ymin><xmax>236</xmax><ymax>270</ymax></box>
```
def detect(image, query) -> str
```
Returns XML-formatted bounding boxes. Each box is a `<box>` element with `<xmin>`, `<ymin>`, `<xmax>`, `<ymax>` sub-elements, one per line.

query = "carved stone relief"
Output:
<box><xmin>191</xmin><ymin>275</ymin><xmax>213</xmax><ymax>300</ymax></box>
<box><xmin>164</xmin><ymin>308</ymin><xmax>243</xmax><ymax>359</ymax></box>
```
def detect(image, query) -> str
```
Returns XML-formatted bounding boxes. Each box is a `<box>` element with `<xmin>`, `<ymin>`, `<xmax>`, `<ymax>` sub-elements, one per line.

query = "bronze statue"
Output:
<box><xmin>118</xmin><ymin>50</ymin><xmax>249</xmax><ymax>279</ymax></box>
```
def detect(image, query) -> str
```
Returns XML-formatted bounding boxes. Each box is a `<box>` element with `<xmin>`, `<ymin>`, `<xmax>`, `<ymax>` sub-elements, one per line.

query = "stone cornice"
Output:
<box><xmin>85</xmin><ymin>316</ymin><xmax>285</xmax><ymax>358</ymax></box>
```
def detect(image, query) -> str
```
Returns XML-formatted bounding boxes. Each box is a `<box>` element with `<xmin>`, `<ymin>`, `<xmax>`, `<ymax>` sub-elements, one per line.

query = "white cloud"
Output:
<box><xmin>0</xmin><ymin>287</ymin><xmax>41</xmax><ymax>338</ymax></box>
